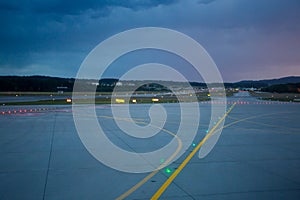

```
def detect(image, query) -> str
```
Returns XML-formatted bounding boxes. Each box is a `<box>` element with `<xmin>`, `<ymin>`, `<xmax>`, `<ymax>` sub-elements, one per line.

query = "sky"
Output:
<box><xmin>0</xmin><ymin>0</ymin><xmax>300</xmax><ymax>82</ymax></box>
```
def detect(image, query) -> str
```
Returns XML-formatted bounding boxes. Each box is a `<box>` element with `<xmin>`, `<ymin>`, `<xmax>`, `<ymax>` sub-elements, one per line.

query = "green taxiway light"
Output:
<box><xmin>165</xmin><ymin>168</ymin><xmax>172</xmax><ymax>174</ymax></box>
<box><xmin>160</xmin><ymin>158</ymin><xmax>165</xmax><ymax>163</ymax></box>
<box><xmin>192</xmin><ymin>143</ymin><xmax>196</xmax><ymax>147</ymax></box>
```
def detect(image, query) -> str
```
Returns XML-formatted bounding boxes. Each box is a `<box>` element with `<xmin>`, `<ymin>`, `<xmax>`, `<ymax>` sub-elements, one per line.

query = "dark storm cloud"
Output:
<box><xmin>0</xmin><ymin>1</ymin><xmax>20</xmax><ymax>11</ymax></box>
<box><xmin>0</xmin><ymin>0</ymin><xmax>300</xmax><ymax>81</ymax></box>
<box><xmin>1</xmin><ymin>0</ymin><xmax>178</xmax><ymax>15</ymax></box>
<box><xmin>36</xmin><ymin>0</ymin><xmax>177</xmax><ymax>14</ymax></box>
<box><xmin>0</xmin><ymin>0</ymin><xmax>178</xmax><ymax>72</ymax></box>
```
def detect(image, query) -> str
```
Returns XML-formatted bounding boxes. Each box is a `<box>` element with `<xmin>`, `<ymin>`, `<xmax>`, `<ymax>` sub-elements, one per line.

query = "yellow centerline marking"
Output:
<box><xmin>216</xmin><ymin>111</ymin><xmax>285</xmax><ymax>132</ymax></box>
<box><xmin>112</xmin><ymin>103</ymin><xmax>285</xmax><ymax>199</ymax></box>
<box><xmin>73</xmin><ymin>103</ymin><xmax>236</xmax><ymax>199</ymax></box>
<box><xmin>73</xmin><ymin>111</ymin><xmax>183</xmax><ymax>200</ymax></box>
<box><xmin>115</xmin><ymin>123</ymin><xmax>182</xmax><ymax>200</ymax></box>
<box><xmin>151</xmin><ymin>103</ymin><xmax>236</xmax><ymax>200</ymax></box>
<box><xmin>227</xmin><ymin>114</ymin><xmax>300</xmax><ymax>132</ymax></box>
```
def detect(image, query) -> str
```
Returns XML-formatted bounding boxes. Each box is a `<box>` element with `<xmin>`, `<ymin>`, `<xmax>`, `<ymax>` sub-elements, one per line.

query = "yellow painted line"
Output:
<box><xmin>215</xmin><ymin>111</ymin><xmax>282</xmax><ymax>132</ymax></box>
<box><xmin>74</xmin><ymin>104</ymin><xmax>237</xmax><ymax>199</ymax></box>
<box><xmin>227</xmin><ymin>114</ymin><xmax>300</xmax><ymax>132</ymax></box>
<box><xmin>151</xmin><ymin>103</ymin><xmax>236</xmax><ymax>200</ymax></box>
<box><xmin>73</xmin><ymin>111</ymin><xmax>183</xmax><ymax>200</ymax></box>
<box><xmin>79</xmin><ymin>103</ymin><xmax>285</xmax><ymax>199</ymax></box>
<box><xmin>116</xmin><ymin>169</ymin><xmax>158</xmax><ymax>200</ymax></box>
<box><xmin>120</xmin><ymin>105</ymin><xmax>280</xmax><ymax>199</ymax></box>
<box><xmin>115</xmin><ymin>122</ymin><xmax>183</xmax><ymax>200</ymax></box>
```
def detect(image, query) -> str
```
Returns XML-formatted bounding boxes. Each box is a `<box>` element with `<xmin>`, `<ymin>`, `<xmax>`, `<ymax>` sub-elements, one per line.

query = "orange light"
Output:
<box><xmin>66</xmin><ymin>98</ymin><xmax>72</xmax><ymax>103</ymax></box>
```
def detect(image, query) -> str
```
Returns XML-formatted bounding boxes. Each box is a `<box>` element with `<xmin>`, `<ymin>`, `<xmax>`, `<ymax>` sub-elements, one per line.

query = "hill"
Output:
<box><xmin>233</xmin><ymin>76</ymin><xmax>300</xmax><ymax>88</ymax></box>
<box><xmin>0</xmin><ymin>75</ymin><xmax>299</xmax><ymax>92</ymax></box>
<box><xmin>261</xmin><ymin>83</ymin><xmax>300</xmax><ymax>93</ymax></box>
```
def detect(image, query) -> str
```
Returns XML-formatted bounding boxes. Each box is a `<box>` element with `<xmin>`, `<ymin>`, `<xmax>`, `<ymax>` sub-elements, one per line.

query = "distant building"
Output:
<box><xmin>116</xmin><ymin>82</ymin><xmax>123</xmax><ymax>86</ymax></box>
<box><xmin>91</xmin><ymin>82</ymin><xmax>99</xmax><ymax>86</ymax></box>
<box><xmin>57</xmin><ymin>86</ymin><xmax>68</xmax><ymax>94</ymax></box>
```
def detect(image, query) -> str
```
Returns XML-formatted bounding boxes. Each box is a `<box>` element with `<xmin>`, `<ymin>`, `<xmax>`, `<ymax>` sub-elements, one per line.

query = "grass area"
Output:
<box><xmin>225</xmin><ymin>90</ymin><xmax>238</xmax><ymax>97</ymax></box>
<box><xmin>2</xmin><ymin>99</ymin><xmax>72</xmax><ymax>106</ymax></box>
<box><xmin>1</xmin><ymin>90</ymin><xmax>237</xmax><ymax>105</ymax></box>
<box><xmin>0</xmin><ymin>90</ymin><xmax>234</xmax><ymax>96</ymax></box>
<box><xmin>0</xmin><ymin>90</ymin><xmax>184</xmax><ymax>96</ymax></box>
<box><xmin>0</xmin><ymin>92</ymin><xmax>112</xmax><ymax>96</ymax></box>
<box><xmin>2</xmin><ymin>96</ymin><xmax>211</xmax><ymax>106</ymax></box>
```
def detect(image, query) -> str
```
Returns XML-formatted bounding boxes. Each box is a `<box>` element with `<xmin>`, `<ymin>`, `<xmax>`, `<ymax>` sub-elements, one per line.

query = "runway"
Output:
<box><xmin>0</xmin><ymin>93</ymin><xmax>300</xmax><ymax>199</ymax></box>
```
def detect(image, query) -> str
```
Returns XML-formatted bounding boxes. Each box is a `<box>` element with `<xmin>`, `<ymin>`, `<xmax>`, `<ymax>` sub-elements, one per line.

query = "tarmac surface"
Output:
<box><xmin>0</xmin><ymin>92</ymin><xmax>300</xmax><ymax>200</ymax></box>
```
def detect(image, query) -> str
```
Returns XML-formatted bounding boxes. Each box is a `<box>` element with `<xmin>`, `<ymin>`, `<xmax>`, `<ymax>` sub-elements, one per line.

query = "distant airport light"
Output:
<box><xmin>132</xmin><ymin>99</ymin><xmax>137</xmax><ymax>103</ymax></box>
<box><xmin>152</xmin><ymin>98</ymin><xmax>159</xmax><ymax>102</ymax></box>
<box><xmin>207</xmin><ymin>94</ymin><xmax>211</xmax><ymax>97</ymax></box>
<box><xmin>192</xmin><ymin>143</ymin><xmax>196</xmax><ymax>147</ymax></box>
<box><xmin>66</xmin><ymin>98</ymin><xmax>72</xmax><ymax>103</ymax></box>
<box><xmin>160</xmin><ymin>158</ymin><xmax>165</xmax><ymax>163</ymax></box>
<box><xmin>115</xmin><ymin>98</ymin><xmax>125</xmax><ymax>103</ymax></box>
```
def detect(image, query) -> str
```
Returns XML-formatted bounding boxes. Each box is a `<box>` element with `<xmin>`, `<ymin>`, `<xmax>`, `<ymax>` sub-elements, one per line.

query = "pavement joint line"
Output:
<box><xmin>150</xmin><ymin>103</ymin><xmax>236</xmax><ymax>200</ymax></box>
<box><xmin>181</xmin><ymin>188</ymin><xmax>300</xmax><ymax>198</ymax></box>
<box><xmin>227</xmin><ymin>115</ymin><xmax>300</xmax><ymax>132</ymax></box>
<box><xmin>42</xmin><ymin>112</ymin><xmax>57</xmax><ymax>200</ymax></box>
<box><xmin>72</xmin><ymin>112</ymin><xmax>183</xmax><ymax>200</ymax></box>
<box><xmin>214</xmin><ymin>111</ymin><xmax>290</xmax><ymax>133</ymax></box>
<box><xmin>25</xmin><ymin>101</ymin><xmax>295</xmax><ymax>199</ymax></box>
<box><xmin>113</xmin><ymin>119</ymin><xmax>183</xmax><ymax>200</ymax></box>
<box><xmin>243</xmin><ymin>158</ymin><xmax>300</xmax><ymax>186</ymax></box>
